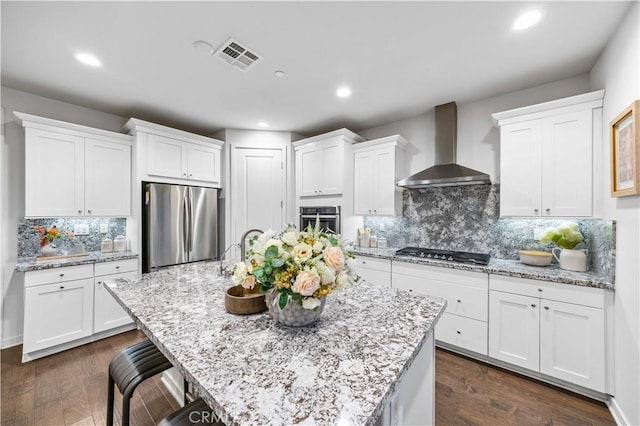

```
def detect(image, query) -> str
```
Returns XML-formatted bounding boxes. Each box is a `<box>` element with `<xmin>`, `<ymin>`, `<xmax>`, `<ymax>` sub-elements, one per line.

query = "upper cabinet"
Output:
<box><xmin>16</xmin><ymin>112</ymin><xmax>132</xmax><ymax>218</ymax></box>
<box><xmin>124</xmin><ymin>118</ymin><xmax>223</xmax><ymax>187</ymax></box>
<box><xmin>293</xmin><ymin>129</ymin><xmax>365</xmax><ymax>197</ymax></box>
<box><xmin>353</xmin><ymin>135</ymin><xmax>407</xmax><ymax>216</ymax></box>
<box><xmin>492</xmin><ymin>90</ymin><xmax>604</xmax><ymax>217</ymax></box>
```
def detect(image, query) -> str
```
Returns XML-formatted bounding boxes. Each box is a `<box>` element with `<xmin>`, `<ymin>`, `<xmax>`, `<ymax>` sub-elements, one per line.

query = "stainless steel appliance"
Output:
<box><xmin>299</xmin><ymin>206</ymin><xmax>341</xmax><ymax>234</ymax></box>
<box><xmin>143</xmin><ymin>182</ymin><xmax>218</xmax><ymax>273</ymax></box>
<box><xmin>395</xmin><ymin>247</ymin><xmax>490</xmax><ymax>265</ymax></box>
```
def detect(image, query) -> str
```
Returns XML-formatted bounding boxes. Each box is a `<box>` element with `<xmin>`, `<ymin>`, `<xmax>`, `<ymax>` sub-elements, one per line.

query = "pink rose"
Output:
<box><xmin>292</xmin><ymin>270</ymin><xmax>321</xmax><ymax>296</ymax></box>
<box><xmin>324</xmin><ymin>246</ymin><xmax>345</xmax><ymax>271</ymax></box>
<box><xmin>242</xmin><ymin>275</ymin><xmax>256</xmax><ymax>290</ymax></box>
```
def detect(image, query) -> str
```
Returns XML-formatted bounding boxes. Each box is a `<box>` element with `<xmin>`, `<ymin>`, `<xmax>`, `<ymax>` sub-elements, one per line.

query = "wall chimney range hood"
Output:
<box><xmin>396</xmin><ymin>102</ymin><xmax>491</xmax><ymax>188</ymax></box>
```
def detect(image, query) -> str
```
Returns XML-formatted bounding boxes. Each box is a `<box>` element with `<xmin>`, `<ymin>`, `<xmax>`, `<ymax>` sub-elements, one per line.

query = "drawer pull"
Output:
<box><xmin>115</xmin><ymin>266</ymin><xmax>120</xmax><ymax>269</ymax></box>
<box><xmin>59</xmin><ymin>286</ymin><xmax>65</xmax><ymax>290</ymax></box>
<box><xmin>59</xmin><ymin>273</ymin><xmax>65</xmax><ymax>277</ymax></box>
<box><xmin>456</xmin><ymin>331</ymin><xmax>461</xmax><ymax>334</ymax></box>
<box><xmin>78</xmin><ymin>210</ymin><xmax>82</xmax><ymax>214</ymax></box>
<box><xmin>97</xmin><ymin>281</ymin><xmax>103</xmax><ymax>285</ymax></box>
<box><xmin>531</xmin><ymin>304</ymin><xmax>537</xmax><ymax>308</ymax></box>
<box><xmin>544</xmin><ymin>306</ymin><xmax>550</xmax><ymax>310</ymax></box>
<box><xmin>538</xmin><ymin>288</ymin><xmax>543</xmax><ymax>292</ymax></box>
<box><xmin>456</xmin><ymin>299</ymin><xmax>461</xmax><ymax>303</ymax></box>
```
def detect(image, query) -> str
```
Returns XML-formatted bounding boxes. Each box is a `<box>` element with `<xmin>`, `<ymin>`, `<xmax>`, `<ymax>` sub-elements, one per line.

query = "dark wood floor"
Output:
<box><xmin>1</xmin><ymin>330</ymin><xmax>614</xmax><ymax>425</ymax></box>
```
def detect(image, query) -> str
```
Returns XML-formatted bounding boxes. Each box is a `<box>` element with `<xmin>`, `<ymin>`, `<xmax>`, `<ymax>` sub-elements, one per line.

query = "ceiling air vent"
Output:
<box><xmin>214</xmin><ymin>38</ymin><xmax>262</xmax><ymax>72</ymax></box>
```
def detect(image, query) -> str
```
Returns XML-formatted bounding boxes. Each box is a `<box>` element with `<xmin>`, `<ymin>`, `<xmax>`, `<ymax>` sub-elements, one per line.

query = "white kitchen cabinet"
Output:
<box><xmin>23</xmin><ymin>265</ymin><xmax>95</xmax><ymax>358</ymax></box>
<box><xmin>354</xmin><ymin>135</ymin><xmax>407</xmax><ymax>216</ymax></box>
<box><xmin>391</xmin><ymin>261</ymin><xmax>489</xmax><ymax>355</ymax></box>
<box><xmin>354</xmin><ymin>256</ymin><xmax>391</xmax><ymax>287</ymax></box>
<box><xmin>94</xmin><ymin>259</ymin><xmax>137</xmax><ymax>334</ymax></box>
<box><xmin>489</xmin><ymin>275</ymin><xmax>605</xmax><ymax>392</ymax></box>
<box><xmin>293</xmin><ymin>128</ymin><xmax>365</xmax><ymax>197</ymax></box>
<box><xmin>17</xmin><ymin>112</ymin><xmax>133</xmax><ymax>217</ymax></box>
<box><xmin>492</xmin><ymin>90</ymin><xmax>604</xmax><ymax>217</ymax></box>
<box><xmin>124</xmin><ymin>118</ymin><xmax>223</xmax><ymax>187</ymax></box>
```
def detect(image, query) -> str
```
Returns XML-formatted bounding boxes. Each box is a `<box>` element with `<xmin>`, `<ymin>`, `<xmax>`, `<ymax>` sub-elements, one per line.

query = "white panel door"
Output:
<box><xmin>539</xmin><ymin>299</ymin><xmax>605</xmax><ymax>391</ymax></box>
<box><xmin>374</xmin><ymin>146</ymin><xmax>397</xmax><ymax>215</ymax></box>
<box><xmin>319</xmin><ymin>140</ymin><xmax>343</xmax><ymax>195</ymax></box>
<box><xmin>187</xmin><ymin>144</ymin><xmax>220</xmax><ymax>184</ymax></box>
<box><xmin>295</xmin><ymin>144</ymin><xmax>320</xmax><ymax>197</ymax></box>
<box><xmin>353</xmin><ymin>151</ymin><xmax>374</xmax><ymax>215</ymax></box>
<box><xmin>541</xmin><ymin>110</ymin><xmax>592</xmax><ymax>216</ymax></box>
<box><xmin>489</xmin><ymin>291</ymin><xmax>540</xmax><ymax>371</ymax></box>
<box><xmin>147</xmin><ymin>134</ymin><xmax>186</xmax><ymax>179</ymax></box>
<box><xmin>232</xmin><ymin>148</ymin><xmax>285</xmax><ymax>248</ymax></box>
<box><xmin>23</xmin><ymin>279</ymin><xmax>94</xmax><ymax>353</ymax></box>
<box><xmin>85</xmin><ymin>138</ymin><xmax>131</xmax><ymax>216</ymax></box>
<box><xmin>25</xmin><ymin>128</ymin><xmax>84</xmax><ymax>217</ymax></box>
<box><xmin>499</xmin><ymin>121</ymin><xmax>542</xmax><ymax>216</ymax></box>
<box><xmin>94</xmin><ymin>272</ymin><xmax>135</xmax><ymax>333</ymax></box>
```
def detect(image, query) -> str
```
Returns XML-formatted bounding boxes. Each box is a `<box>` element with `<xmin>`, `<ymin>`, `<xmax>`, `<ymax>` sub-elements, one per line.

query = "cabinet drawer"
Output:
<box><xmin>436</xmin><ymin>313</ymin><xmax>488</xmax><ymax>355</ymax></box>
<box><xmin>25</xmin><ymin>264</ymin><xmax>94</xmax><ymax>288</ymax></box>
<box><xmin>95</xmin><ymin>259</ymin><xmax>138</xmax><ymax>276</ymax></box>
<box><xmin>392</xmin><ymin>261</ymin><xmax>488</xmax><ymax>289</ymax></box>
<box><xmin>355</xmin><ymin>256</ymin><xmax>391</xmax><ymax>273</ymax></box>
<box><xmin>489</xmin><ymin>275</ymin><xmax>604</xmax><ymax>308</ymax></box>
<box><xmin>429</xmin><ymin>281</ymin><xmax>488</xmax><ymax>322</ymax></box>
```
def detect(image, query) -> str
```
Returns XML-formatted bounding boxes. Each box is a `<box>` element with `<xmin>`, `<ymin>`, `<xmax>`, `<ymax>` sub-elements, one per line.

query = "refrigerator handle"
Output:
<box><xmin>183</xmin><ymin>194</ymin><xmax>189</xmax><ymax>254</ymax></box>
<box><xmin>187</xmin><ymin>187</ymin><xmax>193</xmax><ymax>254</ymax></box>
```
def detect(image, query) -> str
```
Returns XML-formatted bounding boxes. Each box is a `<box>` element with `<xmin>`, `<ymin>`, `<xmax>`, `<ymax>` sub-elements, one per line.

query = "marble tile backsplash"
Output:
<box><xmin>363</xmin><ymin>185</ymin><xmax>615</xmax><ymax>281</ymax></box>
<box><xmin>18</xmin><ymin>218</ymin><xmax>126</xmax><ymax>258</ymax></box>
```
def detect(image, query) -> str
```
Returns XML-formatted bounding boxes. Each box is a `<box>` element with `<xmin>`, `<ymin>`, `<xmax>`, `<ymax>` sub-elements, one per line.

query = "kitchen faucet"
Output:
<box><xmin>219</xmin><ymin>243</ymin><xmax>239</xmax><ymax>276</ymax></box>
<box><xmin>240</xmin><ymin>229</ymin><xmax>263</xmax><ymax>262</ymax></box>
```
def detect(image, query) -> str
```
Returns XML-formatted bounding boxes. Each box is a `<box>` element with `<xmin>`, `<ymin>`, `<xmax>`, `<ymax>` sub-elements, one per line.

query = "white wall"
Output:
<box><xmin>357</xmin><ymin>75</ymin><xmax>591</xmax><ymax>183</ymax></box>
<box><xmin>0</xmin><ymin>87</ymin><xmax>127</xmax><ymax>347</ymax></box>
<box><xmin>590</xmin><ymin>2</ymin><xmax>640</xmax><ymax>424</ymax></box>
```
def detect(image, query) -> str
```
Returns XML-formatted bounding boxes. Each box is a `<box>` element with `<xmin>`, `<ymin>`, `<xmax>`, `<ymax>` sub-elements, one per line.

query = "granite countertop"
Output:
<box><xmin>352</xmin><ymin>247</ymin><xmax>613</xmax><ymax>290</ymax></box>
<box><xmin>105</xmin><ymin>261</ymin><xmax>446</xmax><ymax>426</ymax></box>
<box><xmin>15</xmin><ymin>251</ymin><xmax>139</xmax><ymax>272</ymax></box>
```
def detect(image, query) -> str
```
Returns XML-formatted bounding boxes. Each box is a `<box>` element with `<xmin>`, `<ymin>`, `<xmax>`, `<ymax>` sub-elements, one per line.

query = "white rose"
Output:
<box><xmin>293</xmin><ymin>243</ymin><xmax>313</xmax><ymax>263</ymax></box>
<box><xmin>281</xmin><ymin>231</ymin><xmax>298</xmax><ymax>247</ymax></box>
<box><xmin>232</xmin><ymin>262</ymin><xmax>247</xmax><ymax>285</ymax></box>
<box><xmin>336</xmin><ymin>271</ymin><xmax>350</xmax><ymax>289</ymax></box>
<box><xmin>312</xmin><ymin>241</ymin><xmax>324</xmax><ymax>253</ymax></box>
<box><xmin>266</xmin><ymin>238</ymin><xmax>282</xmax><ymax>249</ymax></box>
<box><xmin>324</xmin><ymin>246</ymin><xmax>345</xmax><ymax>271</ymax></box>
<box><xmin>302</xmin><ymin>297</ymin><xmax>322</xmax><ymax>310</ymax></box>
<box><xmin>316</xmin><ymin>262</ymin><xmax>336</xmax><ymax>285</ymax></box>
<box><xmin>292</xmin><ymin>270</ymin><xmax>321</xmax><ymax>296</ymax></box>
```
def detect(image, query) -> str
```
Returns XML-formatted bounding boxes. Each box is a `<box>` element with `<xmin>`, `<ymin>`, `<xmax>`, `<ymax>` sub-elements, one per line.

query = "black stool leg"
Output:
<box><xmin>122</xmin><ymin>388</ymin><xmax>134</xmax><ymax>426</ymax></box>
<box><xmin>183</xmin><ymin>378</ymin><xmax>189</xmax><ymax>406</ymax></box>
<box><xmin>107</xmin><ymin>374</ymin><xmax>115</xmax><ymax>426</ymax></box>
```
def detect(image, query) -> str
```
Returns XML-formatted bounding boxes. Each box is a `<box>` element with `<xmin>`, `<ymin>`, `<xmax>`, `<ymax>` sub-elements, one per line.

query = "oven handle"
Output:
<box><xmin>300</xmin><ymin>214</ymin><xmax>339</xmax><ymax>219</ymax></box>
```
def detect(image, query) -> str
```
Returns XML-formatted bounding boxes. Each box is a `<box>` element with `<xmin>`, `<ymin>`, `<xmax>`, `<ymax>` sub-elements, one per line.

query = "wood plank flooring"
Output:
<box><xmin>1</xmin><ymin>331</ymin><xmax>614</xmax><ymax>425</ymax></box>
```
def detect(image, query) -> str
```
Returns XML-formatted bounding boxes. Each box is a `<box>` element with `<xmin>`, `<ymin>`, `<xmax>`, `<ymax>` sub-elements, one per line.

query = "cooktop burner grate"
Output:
<box><xmin>395</xmin><ymin>247</ymin><xmax>490</xmax><ymax>266</ymax></box>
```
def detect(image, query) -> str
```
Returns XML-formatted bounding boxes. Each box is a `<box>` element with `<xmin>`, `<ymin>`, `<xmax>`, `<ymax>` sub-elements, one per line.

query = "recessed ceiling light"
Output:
<box><xmin>257</xmin><ymin>121</ymin><xmax>269</xmax><ymax>128</ymax></box>
<box><xmin>274</xmin><ymin>70</ymin><xmax>285</xmax><ymax>78</ymax></box>
<box><xmin>75</xmin><ymin>52</ymin><xmax>101</xmax><ymax>67</ymax></box>
<box><xmin>336</xmin><ymin>86</ymin><xmax>352</xmax><ymax>98</ymax></box>
<box><xmin>511</xmin><ymin>9</ymin><xmax>543</xmax><ymax>31</ymax></box>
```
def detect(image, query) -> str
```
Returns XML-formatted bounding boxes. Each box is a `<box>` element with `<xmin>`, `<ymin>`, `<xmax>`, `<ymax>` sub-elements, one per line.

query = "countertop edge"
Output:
<box><xmin>15</xmin><ymin>252</ymin><xmax>139</xmax><ymax>272</ymax></box>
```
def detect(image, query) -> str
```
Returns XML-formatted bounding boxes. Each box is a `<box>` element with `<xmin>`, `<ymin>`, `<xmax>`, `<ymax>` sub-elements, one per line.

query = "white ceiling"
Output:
<box><xmin>1</xmin><ymin>1</ymin><xmax>632</xmax><ymax>136</ymax></box>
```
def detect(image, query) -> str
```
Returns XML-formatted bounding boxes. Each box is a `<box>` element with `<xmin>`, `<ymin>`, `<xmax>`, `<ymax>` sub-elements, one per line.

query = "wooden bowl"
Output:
<box><xmin>224</xmin><ymin>285</ymin><xmax>267</xmax><ymax>315</ymax></box>
<box><xmin>518</xmin><ymin>250</ymin><xmax>553</xmax><ymax>266</ymax></box>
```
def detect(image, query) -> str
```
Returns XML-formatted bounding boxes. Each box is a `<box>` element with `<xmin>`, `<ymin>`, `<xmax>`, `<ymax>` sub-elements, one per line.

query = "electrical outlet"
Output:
<box><xmin>74</xmin><ymin>223</ymin><xmax>90</xmax><ymax>235</ymax></box>
<box><xmin>533</xmin><ymin>228</ymin><xmax>544</xmax><ymax>240</ymax></box>
<box><xmin>100</xmin><ymin>222</ymin><xmax>109</xmax><ymax>233</ymax></box>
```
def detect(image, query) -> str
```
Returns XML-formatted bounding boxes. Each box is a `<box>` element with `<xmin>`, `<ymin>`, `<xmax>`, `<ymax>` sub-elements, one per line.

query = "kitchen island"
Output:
<box><xmin>106</xmin><ymin>261</ymin><xmax>446</xmax><ymax>425</ymax></box>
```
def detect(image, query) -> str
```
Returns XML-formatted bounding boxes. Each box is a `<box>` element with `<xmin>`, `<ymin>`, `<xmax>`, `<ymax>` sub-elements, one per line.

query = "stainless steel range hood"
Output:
<box><xmin>396</xmin><ymin>102</ymin><xmax>491</xmax><ymax>188</ymax></box>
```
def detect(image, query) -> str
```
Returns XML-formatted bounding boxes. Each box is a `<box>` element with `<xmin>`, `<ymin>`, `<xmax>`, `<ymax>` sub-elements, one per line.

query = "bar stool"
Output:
<box><xmin>106</xmin><ymin>339</ymin><xmax>173</xmax><ymax>426</ymax></box>
<box><xmin>159</xmin><ymin>397</ymin><xmax>224</xmax><ymax>426</ymax></box>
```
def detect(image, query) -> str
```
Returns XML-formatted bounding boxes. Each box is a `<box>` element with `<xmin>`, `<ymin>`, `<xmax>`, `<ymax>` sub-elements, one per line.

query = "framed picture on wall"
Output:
<box><xmin>611</xmin><ymin>100</ymin><xmax>640</xmax><ymax>197</ymax></box>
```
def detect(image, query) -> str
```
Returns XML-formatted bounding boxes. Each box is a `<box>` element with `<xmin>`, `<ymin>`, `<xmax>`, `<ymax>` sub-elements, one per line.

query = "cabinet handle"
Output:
<box><xmin>183</xmin><ymin>173</ymin><xmax>187</xmax><ymax>177</ymax></box>
<box><xmin>59</xmin><ymin>286</ymin><xmax>65</xmax><ymax>289</ymax></box>
<box><xmin>373</xmin><ymin>209</ymin><xmax>377</xmax><ymax>214</ymax></box>
<box><xmin>97</xmin><ymin>281</ymin><xmax>102</xmax><ymax>285</ymax></box>
<box><xmin>189</xmin><ymin>174</ymin><xmax>193</xmax><ymax>177</ymax></box>
<box><xmin>456</xmin><ymin>331</ymin><xmax>461</xmax><ymax>334</ymax></box>
<box><xmin>78</xmin><ymin>210</ymin><xmax>82</xmax><ymax>214</ymax></box>
<box><xmin>534</xmin><ymin>208</ymin><xmax>539</xmax><ymax>215</ymax></box>
<box><xmin>538</xmin><ymin>288</ymin><xmax>543</xmax><ymax>292</ymax></box>
<box><xmin>456</xmin><ymin>299</ymin><xmax>461</xmax><ymax>303</ymax></box>
<box><xmin>368</xmin><ymin>209</ymin><xmax>372</xmax><ymax>213</ymax></box>
<box><xmin>531</xmin><ymin>304</ymin><xmax>537</xmax><ymax>308</ymax></box>
<box><xmin>545</xmin><ymin>208</ymin><xmax>551</xmax><ymax>215</ymax></box>
<box><xmin>116</xmin><ymin>266</ymin><xmax>120</xmax><ymax>269</ymax></box>
<box><xmin>408</xmin><ymin>289</ymin><xmax>413</xmax><ymax>292</ymax></box>
<box><xmin>87</xmin><ymin>210</ymin><xmax>92</xmax><ymax>214</ymax></box>
<box><xmin>544</xmin><ymin>306</ymin><xmax>550</xmax><ymax>310</ymax></box>
<box><xmin>59</xmin><ymin>273</ymin><xmax>65</xmax><ymax>277</ymax></box>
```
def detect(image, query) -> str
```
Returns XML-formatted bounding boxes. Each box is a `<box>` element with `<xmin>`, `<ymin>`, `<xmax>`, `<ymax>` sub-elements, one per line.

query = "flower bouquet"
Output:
<box><xmin>538</xmin><ymin>221</ymin><xmax>584</xmax><ymax>249</ymax></box>
<box><xmin>232</xmin><ymin>222</ymin><xmax>358</xmax><ymax>324</ymax></box>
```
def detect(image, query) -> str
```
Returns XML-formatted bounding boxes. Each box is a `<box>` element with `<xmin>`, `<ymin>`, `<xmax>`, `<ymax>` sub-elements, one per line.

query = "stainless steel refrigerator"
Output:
<box><xmin>142</xmin><ymin>182</ymin><xmax>218</xmax><ymax>273</ymax></box>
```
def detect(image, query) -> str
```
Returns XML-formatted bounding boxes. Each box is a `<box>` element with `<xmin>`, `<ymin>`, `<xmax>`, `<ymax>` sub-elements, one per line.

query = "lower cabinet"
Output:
<box><xmin>391</xmin><ymin>261</ymin><xmax>489</xmax><ymax>355</ymax></box>
<box><xmin>489</xmin><ymin>275</ymin><xmax>605</xmax><ymax>392</ymax></box>
<box><xmin>354</xmin><ymin>256</ymin><xmax>391</xmax><ymax>287</ymax></box>
<box><xmin>22</xmin><ymin>259</ymin><xmax>137</xmax><ymax>362</ymax></box>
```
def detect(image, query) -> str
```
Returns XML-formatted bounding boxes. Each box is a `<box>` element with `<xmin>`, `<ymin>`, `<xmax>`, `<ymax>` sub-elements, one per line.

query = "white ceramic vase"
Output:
<box><xmin>40</xmin><ymin>242</ymin><xmax>58</xmax><ymax>257</ymax></box>
<box><xmin>265</xmin><ymin>293</ymin><xmax>326</xmax><ymax>326</ymax></box>
<box><xmin>552</xmin><ymin>247</ymin><xmax>587</xmax><ymax>272</ymax></box>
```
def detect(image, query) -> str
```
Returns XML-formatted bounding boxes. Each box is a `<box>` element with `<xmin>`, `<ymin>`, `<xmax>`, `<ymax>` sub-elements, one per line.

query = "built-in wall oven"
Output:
<box><xmin>299</xmin><ymin>206</ymin><xmax>341</xmax><ymax>234</ymax></box>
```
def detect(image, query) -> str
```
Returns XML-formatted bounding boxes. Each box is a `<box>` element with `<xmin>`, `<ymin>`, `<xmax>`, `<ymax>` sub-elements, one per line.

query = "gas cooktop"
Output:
<box><xmin>395</xmin><ymin>247</ymin><xmax>491</xmax><ymax>266</ymax></box>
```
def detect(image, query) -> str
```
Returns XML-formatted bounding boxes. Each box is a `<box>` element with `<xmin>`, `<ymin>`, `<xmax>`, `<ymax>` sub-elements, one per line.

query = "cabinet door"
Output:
<box><xmin>489</xmin><ymin>290</ymin><xmax>539</xmax><ymax>371</ymax></box>
<box><xmin>354</xmin><ymin>256</ymin><xmax>391</xmax><ymax>287</ymax></box>
<box><xmin>296</xmin><ymin>144</ymin><xmax>320</xmax><ymax>197</ymax></box>
<box><xmin>373</xmin><ymin>146</ymin><xmax>397</xmax><ymax>215</ymax></box>
<box><xmin>499</xmin><ymin>121</ymin><xmax>542</xmax><ymax>217</ymax></box>
<box><xmin>318</xmin><ymin>140</ymin><xmax>343</xmax><ymax>195</ymax></box>
<box><xmin>94</xmin><ymin>272</ymin><xmax>135</xmax><ymax>334</ymax></box>
<box><xmin>25</xmin><ymin>128</ymin><xmax>84</xmax><ymax>217</ymax></box>
<box><xmin>23</xmin><ymin>278</ymin><xmax>94</xmax><ymax>354</ymax></box>
<box><xmin>541</xmin><ymin>110</ymin><xmax>592</xmax><ymax>216</ymax></box>
<box><xmin>85</xmin><ymin>138</ymin><xmax>131</xmax><ymax>216</ymax></box>
<box><xmin>354</xmin><ymin>151</ymin><xmax>375</xmax><ymax>215</ymax></box>
<box><xmin>147</xmin><ymin>134</ymin><xmax>186</xmax><ymax>179</ymax></box>
<box><xmin>539</xmin><ymin>299</ymin><xmax>604</xmax><ymax>391</ymax></box>
<box><xmin>187</xmin><ymin>144</ymin><xmax>220</xmax><ymax>183</ymax></box>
